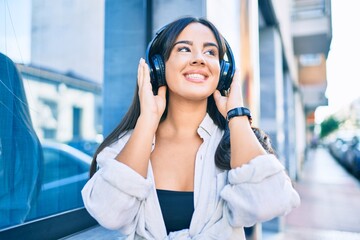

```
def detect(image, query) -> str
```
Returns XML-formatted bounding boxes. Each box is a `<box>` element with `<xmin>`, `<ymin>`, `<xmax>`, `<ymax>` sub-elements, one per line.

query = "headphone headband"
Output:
<box><xmin>145</xmin><ymin>25</ymin><xmax>168</xmax><ymax>67</ymax></box>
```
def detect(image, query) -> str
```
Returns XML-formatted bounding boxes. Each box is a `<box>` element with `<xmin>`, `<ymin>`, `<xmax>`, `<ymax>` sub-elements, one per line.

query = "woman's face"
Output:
<box><xmin>165</xmin><ymin>23</ymin><xmax>221</xmax><ymax>101</ymax></box>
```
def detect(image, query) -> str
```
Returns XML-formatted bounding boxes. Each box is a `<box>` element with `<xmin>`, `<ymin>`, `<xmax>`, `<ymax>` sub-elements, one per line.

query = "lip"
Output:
<box><xmin>183</xmin><ymin>70</ymin><xmax>209</xmax><ymax>83</ymax></box>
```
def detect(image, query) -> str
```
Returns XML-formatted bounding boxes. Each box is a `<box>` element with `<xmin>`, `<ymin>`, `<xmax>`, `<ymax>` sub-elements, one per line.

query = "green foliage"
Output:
<box><xmin>320</xmin><ymin>116</ymin><xmax>341</xmax><ymax>138</ymax></box>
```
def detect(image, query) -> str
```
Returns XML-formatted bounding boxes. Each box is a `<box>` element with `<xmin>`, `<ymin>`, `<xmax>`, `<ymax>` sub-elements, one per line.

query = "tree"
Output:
<box><xmin>320</xmin><ymin>116</ymin><xmax>341</xmax><ymax>138</ymax></box>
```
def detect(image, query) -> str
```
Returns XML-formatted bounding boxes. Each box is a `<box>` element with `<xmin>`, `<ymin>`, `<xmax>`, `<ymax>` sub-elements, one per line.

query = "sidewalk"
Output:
<box><xmin>263</xmin><ymin>147</ymin><xmax>360</xmax><ymax>240</ymax></box>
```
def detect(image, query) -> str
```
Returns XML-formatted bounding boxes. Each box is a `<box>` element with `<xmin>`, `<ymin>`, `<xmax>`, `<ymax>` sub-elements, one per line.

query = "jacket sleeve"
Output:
<box><xmin>220</xmin><ymin>154</ymin><xmax>301</xmax><ymax>227</ymax></box>
<box><xmin>81</xmin><ymin>136</ymin><xmax>153</xmax><ymax>233</ymax></box>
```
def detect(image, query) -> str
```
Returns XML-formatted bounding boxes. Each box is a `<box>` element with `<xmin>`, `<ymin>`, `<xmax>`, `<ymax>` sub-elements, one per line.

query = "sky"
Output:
<box><xmin>1</xmin><ymin>0</ymin><xmax>360</xmax><ymax>123</ymax></box>
<box><xmin>316</xmin><ymin>0</ymin><xmax>360</xmax><ymax>122</ymax></box>
<box><xmin>0</xmin><ymin>0</ymin><xmax>31</xmax><ymax>63</ymax></box>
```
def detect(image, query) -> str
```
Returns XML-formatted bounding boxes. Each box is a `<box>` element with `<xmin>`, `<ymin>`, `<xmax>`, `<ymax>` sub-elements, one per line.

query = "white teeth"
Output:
<box><xmin>186</xmin><ymin>73</ymin><xmax>205</xmax><ymax>80</ymax></box>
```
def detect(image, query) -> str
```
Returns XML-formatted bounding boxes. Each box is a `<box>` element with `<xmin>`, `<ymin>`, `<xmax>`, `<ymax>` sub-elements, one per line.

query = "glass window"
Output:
<box><xmin>1</xmin><ymin>0</ymin><xmax>104</xmax><ymax>230</ymax></box>
<box><xmin>25</xmin><ymin>142</ymin><xmax>91</xmax><ymax>221</ymax></box>
<box><xmin>42</xmin><ymin>145</ymin><xmax>89</xmax><ymax>183</ymax></box>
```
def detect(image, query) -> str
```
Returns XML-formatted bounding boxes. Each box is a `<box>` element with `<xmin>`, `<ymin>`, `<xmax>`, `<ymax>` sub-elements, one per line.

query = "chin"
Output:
<box><xmin>184</xmin><ymin>90</ymin><xmax>213</xmax><ymax>101</ymax></box>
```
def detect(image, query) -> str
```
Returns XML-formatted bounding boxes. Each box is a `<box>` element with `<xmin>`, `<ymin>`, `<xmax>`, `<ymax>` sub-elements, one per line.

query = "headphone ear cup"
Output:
<box><xmin>151</xmin><ymin>54</ymin><xmax>166</xmax><ymax>85</ymax></box>
<box><xmin>148</xmin><ymin>58</ymin><xmax>156</xmax><ymax>88</ymax></box>
<box><xmin>217</xmin><ymin>60</ymin><xmax>231</xmax><ymax>93</ymax></box>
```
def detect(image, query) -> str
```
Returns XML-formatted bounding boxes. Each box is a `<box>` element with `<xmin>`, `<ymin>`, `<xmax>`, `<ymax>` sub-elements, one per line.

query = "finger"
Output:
<box><xmin>157</xmin><ymin>85</ymin><xmax>167</xmax><ymax>98</ymax></box>
<box><xmin>141</xmin><ymin>60</ymin><xmax>154</xmax><ymax>94</ymax></box>
<box><xmin>138</xmin><ymin>58</ymin><xmax>144</xmax><ymax>88</ymax></box>
<box><xmin>143</xmin><ymin>60</ymin><xmax>151</xmax><ymax>85</ymax></box>
<box><xmin>228</xmin><ymin>69</ymin><xmax>244</xmax><ymax>97</ymax></box>
<box><xmin>213</xmin><ymin>90</ymin><xmax>227</xmax><ymax>118</ymax></box>
<box><xmin>230</xmin><ymin>68</ymin><xmax>241</xmax><ymax>86</ymax></box>
<box><xmin>213</xmin><ymin>89</ymin><xmax>222</xmax><ymax>102</ymax></box>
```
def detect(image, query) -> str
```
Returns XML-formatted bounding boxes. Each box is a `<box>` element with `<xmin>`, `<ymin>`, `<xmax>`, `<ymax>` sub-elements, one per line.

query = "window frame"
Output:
<box><xmin>0</xmin><ymin>208</ymin><xmax>97</xmax><ymax>240</ymax></box>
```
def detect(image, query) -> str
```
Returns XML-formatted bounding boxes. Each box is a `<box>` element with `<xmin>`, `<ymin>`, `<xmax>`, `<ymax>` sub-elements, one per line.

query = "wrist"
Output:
<box><xmin>226</xmin><ymin>107</ymin><xmax>252</xmax><ymax>125</ymax></box>
<box><xmin>137</xmin><ymin>114</ymin><xmax>160</xmax><ymax>132</ymax></box>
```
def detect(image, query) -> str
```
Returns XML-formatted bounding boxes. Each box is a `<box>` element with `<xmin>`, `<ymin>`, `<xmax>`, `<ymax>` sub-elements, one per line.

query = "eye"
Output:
<box><xmin>204</xmin><ymin>49</ymin><xmax>216</xmax><ymax>56</ymax></box>
<box><xmin>177</xmin><ymin>46</ymin><xmax>190</xmax><ymax>52</ymax></box>
<box><xmin>204</xmin><ymin>49</ymin><xmax>218</xmax><ymax>57</ymax></box>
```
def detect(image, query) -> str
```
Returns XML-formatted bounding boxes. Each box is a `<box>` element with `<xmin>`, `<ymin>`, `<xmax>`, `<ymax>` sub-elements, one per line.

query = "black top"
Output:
<box><xmin>156</xmin><ymin>189</ymin><xmax>194</xmax><ymax>234</ymax></box>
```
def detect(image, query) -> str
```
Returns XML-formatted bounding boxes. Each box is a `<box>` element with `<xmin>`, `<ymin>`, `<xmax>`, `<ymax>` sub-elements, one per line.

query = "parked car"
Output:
<box><xmin>65</xmin><ymin>139</ymin><xmax>100</xmax><ymax>157</ymax></box>
<box><xmin>343</xmin><ymin>136</ymin><xmax>360</xmax><ymax>179</ymax></box>
<box><xmin>25</xmin><ymin>141</ymin><xmax>92</xmax><ymax>221</ymax></box>
<box><xmin>328</xmin><ymin>137</ymin><xmax>350</xmax><ymax>162</ymax></box>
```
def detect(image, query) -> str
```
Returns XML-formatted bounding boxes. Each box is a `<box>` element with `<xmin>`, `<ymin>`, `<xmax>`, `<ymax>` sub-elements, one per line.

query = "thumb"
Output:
<box><xmin>213</xmin><ymin>90</ymin><xmax>221</xmax><ymax>103</ymax></box>
<box><xmin>157</xmin><ymin>86</ymin><xmax>167</xmax><ymax>99</ymax></box>
<box><xmin>213</xmin><ymin>90</ymin><xmax>226</xmax><ymax>118</ymax></box>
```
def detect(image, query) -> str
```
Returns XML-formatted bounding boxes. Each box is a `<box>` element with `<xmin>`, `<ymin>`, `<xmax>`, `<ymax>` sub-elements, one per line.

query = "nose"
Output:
<box><xmin>190</xmin><ymin>51</ymin><xmax>205</xmax><ymax>66</ymax></box>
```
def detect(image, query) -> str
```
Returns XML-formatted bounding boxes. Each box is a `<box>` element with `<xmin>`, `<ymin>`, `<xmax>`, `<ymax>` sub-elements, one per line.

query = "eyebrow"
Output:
<box><xmin>173</xmin><ymin>40</ymin><xmax>219</xmax><ymax>49</ymax></box>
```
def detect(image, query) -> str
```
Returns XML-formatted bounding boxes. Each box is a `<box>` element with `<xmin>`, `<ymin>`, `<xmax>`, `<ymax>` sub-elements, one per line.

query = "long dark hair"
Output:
<box><xmin>91</xmin><ymin>17</ymin><xmax>244</xmax><ymax>176</ymax></box>
<box><xmin>0</xmin><ymin>53</ymin><xmax>44</xmax><ymax>226</ymax></box>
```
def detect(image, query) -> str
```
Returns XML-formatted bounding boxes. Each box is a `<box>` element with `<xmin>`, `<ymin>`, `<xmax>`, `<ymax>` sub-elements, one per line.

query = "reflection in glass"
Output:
<box><xmin>25</xmin><ymin>141</ymin><xmax>91</xmax><ymax>221</ymax></box>
<box><xmin>0</xmin><ymin>53</ymin><xmax>43</xmax><ymax>229</ymax></box>
<box><xmin>1</xmin><ymin>0</ymin><xmax>103</xmax><ymax>230</ymax></box>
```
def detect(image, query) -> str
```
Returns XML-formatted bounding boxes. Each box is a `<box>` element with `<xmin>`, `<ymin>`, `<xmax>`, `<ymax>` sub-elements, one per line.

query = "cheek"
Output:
<box><xmin>212</xmin><ymin>63</ymin><xmax>221</xmax><ymax>84</ymax></box>
<box><xmin>165</xmin><ymin>62</ymin><xmax>174</xmax><ymax>85</ymax></box>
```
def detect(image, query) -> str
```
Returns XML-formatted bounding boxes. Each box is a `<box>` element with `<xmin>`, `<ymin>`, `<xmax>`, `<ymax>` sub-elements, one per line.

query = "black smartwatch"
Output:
<box><xmin>226</xmin><ymin>107</ymin><xmax>252</xmax><ymax>123</ymax></box>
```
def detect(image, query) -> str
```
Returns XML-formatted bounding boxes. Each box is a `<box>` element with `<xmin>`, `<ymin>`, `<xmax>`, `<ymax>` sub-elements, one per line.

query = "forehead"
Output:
<box><xmin>176</xmin><ymin>23</ymin><xmax>217</xmax><ymax>43</ymax></box>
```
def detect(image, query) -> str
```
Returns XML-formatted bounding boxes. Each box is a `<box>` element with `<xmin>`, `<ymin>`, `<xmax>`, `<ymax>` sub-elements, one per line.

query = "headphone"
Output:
<box><xmin>145</xmin><ymin>24</ymin><xmax>235</xmax><ymax>95</ymax></box>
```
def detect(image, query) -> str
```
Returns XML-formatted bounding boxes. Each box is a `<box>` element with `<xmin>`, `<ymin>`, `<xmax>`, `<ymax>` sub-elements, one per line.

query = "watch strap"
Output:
<box><xmin>226</xmin><ymin>107</ymin><xmax>252</xmax><ymax>124</ymax></box>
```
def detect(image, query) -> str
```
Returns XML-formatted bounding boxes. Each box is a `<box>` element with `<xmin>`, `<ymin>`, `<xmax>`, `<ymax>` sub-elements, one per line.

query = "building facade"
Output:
<box><xmin>17</xmin><ymin>64</ymin><xmax>102</xmax><ymax>143</ymax></box>
<box><xmin>22</xmin><ymin>0</ymin><xmax>332</xmax><ymax>237</ymax></box>
<box><xmin>102</xmin><ymin>0</ymin><xmax>332</xmax><ymax>235</ymax></box>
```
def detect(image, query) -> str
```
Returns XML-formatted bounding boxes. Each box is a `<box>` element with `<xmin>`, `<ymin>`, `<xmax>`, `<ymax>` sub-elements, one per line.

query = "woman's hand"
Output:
<box><xmin>213</xmin><ymin>69</ymin><xmax>245</xmax><ymax>118</ymax></box>
<box><xmin>113</xmin><ymin>58</ymin><xmax>166</xmax><ymax>178</ymax></box>
<box><xmin>137</xmin><ymin>58</ymin><xmax>167</xmax><ymax>127</ymax></box>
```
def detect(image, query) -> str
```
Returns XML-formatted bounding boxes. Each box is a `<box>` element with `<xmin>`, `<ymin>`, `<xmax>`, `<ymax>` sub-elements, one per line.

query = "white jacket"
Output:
<box><xmin>82</xmin><ymin>114</ymin><xmax>300</xmax><ymax>239</ymax></box>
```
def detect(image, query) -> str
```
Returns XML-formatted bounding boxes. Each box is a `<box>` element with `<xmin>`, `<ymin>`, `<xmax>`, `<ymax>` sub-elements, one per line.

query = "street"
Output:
<box><xmin>264</xmin><ymin>147</ymin><xmax>360</xmax><ymax>240</ymax></box>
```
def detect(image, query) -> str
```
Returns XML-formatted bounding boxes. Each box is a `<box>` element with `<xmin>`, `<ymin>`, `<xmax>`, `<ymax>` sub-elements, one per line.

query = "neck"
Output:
<box><xmin>158</xmin><ymin>97</ymin><xmax>208</xmax><ymax>138</ymax></box>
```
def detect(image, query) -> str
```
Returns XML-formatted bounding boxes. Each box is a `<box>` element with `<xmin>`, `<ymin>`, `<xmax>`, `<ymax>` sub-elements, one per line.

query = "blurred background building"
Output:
<box><xmin>17</xmin><ymin>63</ymin><xmax>102</xmax><ymax>142</ymax></box>
<box><xmin>26</xmin><ymin>0</ymin><xmax>333</xmax><ymax>179</ymax></box>
<box><xmin>0</xmin><ymin>0</ymin><xmax>335</xmax><ymax>238</ymax></box>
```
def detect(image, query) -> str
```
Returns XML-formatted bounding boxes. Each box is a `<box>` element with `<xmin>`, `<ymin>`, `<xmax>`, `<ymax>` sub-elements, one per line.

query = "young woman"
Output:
<box><xmin>82</xmin><ymin>16</ymin><xmax>300</xmax><ymax>239</ymax></box>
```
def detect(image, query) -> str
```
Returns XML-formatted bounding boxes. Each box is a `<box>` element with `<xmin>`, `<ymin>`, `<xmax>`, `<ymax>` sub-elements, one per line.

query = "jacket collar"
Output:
<box><xmin>197</xmin><ymin>113</ymin><xmax>217</xmax><ymax>140</ymax></box>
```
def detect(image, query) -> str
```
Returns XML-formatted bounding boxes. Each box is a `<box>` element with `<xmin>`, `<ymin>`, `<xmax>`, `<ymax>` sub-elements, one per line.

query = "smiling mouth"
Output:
<box><xmin>185</xmin><ymin>73</ymin><xmax>207</xmax><ymax>82</ymax></box>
